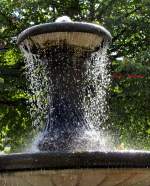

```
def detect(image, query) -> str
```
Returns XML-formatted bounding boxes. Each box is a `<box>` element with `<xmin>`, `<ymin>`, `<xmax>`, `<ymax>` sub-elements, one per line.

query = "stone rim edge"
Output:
<box><xmin>0</xmin><ymin>151</ymin><xmax>150</xmax><ymax>172</ymax></box>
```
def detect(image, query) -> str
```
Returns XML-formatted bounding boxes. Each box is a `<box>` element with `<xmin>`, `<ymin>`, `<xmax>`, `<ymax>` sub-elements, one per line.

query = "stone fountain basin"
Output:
<box><xmin>0</xmin><ymin>151</ymin><xmax>150</xmax><ymax>186</ymax></box>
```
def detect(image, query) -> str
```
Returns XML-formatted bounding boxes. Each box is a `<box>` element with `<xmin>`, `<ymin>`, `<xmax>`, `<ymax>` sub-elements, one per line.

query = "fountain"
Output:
<box><xmin>0</xmin><ymin>16</ymin><xmax>150</xmax><ymax>186</ymax></box>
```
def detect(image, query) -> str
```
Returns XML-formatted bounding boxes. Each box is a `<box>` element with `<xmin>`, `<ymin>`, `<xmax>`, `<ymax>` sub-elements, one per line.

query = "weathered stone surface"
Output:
<box><xmin>1</xmin><ymin>168</ymin><xmax>150</xmax><ymax>186</ymax></box>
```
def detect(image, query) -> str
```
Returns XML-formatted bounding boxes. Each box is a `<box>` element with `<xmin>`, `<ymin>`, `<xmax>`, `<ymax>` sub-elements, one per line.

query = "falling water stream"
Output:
<box><xmin>21</xmin><ymin>42</ymin><xmax>113</xmax><ymax>152</ymax></box>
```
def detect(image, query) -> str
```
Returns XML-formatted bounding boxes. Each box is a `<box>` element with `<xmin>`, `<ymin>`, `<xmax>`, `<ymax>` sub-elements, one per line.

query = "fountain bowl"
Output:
<box><xmin>1</xmin><ymin>151</ymin><xmax>150</xmax><ymax>186</ymax></box>
<box><xmin>17</xmin><ymin>22</ymin><xmax>112</xmax><ymax>53</ymax></box>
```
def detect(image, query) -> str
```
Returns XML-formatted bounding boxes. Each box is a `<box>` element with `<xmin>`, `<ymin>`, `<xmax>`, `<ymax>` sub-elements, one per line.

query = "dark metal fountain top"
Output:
<box><xmin>17</xmin><ymin>22</ymin><xmax>112</xmax><ymax>44</ymax></box>
<box><xmin>17</xmin><ymin>16</ymin><xmax>112</xmax><ymax>52</ymax></box>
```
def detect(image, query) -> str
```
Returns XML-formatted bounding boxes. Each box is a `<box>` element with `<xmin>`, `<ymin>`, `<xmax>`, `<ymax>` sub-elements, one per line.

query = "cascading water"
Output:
<box><xmin>19</xmin><ymin>16</ymin><xmax>112</xmax><ymax>152</ymax></box>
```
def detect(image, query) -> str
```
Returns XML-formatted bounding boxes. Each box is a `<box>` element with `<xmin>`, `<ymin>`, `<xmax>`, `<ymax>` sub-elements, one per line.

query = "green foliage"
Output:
<box><xmin>0</xmin><ymin>0</ymin><xmax>149</xmax><ymax>152</ymax></box>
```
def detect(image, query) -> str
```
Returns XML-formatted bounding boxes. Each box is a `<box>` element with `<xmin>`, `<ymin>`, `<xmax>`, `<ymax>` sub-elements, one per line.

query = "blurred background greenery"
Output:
<box><xmin>0</xmin><ymin>0</ymin><xmax>149</xmax><ymax>153</ymax></box>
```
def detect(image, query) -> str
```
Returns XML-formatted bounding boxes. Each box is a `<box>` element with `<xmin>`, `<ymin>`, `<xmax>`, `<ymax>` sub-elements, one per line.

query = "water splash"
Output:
<box><xmin>55</xmin><ymin>16</ymin><xmax>72</xmax><ymax>22</ymax></box>
<box><xmin>20</xmin><ymin>33</ymin><xmax>113</xmax><ymax>152</ymax></box>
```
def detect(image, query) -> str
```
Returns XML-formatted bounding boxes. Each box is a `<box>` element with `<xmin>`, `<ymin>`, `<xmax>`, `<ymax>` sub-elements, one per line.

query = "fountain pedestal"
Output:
<box><xmin>38</xmin><ymin>45</ymin><xmax>90</xmax><ymax>151</ymax></box>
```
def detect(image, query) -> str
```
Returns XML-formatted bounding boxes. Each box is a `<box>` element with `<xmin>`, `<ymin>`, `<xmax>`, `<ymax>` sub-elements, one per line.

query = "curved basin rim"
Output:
<box><xmin>17</xmin><ymin>22</ymin><xmax>112</xmax><ymax>45</ymax></box>
<box><xmin>0</xmin><ymin>151</ymin><xmax>150</xmax><ymax>172</ymax></box>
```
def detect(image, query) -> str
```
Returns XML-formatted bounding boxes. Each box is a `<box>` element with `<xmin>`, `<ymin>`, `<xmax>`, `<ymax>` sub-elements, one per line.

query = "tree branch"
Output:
<box><xmin>0</xmin><ymin>99</ymin><xmax>27</xmax><ymax>108</ymax></box>
<box><xmin>89</xmin><ymin>0</ymin><xmax>95</xmax><ymax>21</ymax></box>
<box><xmin>96</xmin><ymin>0</ymin><xmax>115</xmax><ymax>19</ymax></box>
